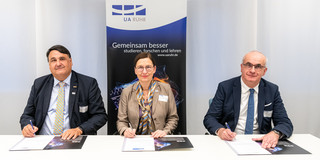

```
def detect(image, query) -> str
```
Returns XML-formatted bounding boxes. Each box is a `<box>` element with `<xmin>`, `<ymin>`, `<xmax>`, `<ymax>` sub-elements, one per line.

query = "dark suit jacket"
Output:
<box><xmin>20</xmin><ymin>70</ymin><xmax>108</xmax><ymax>135</ymax></box>
<box><xmin>203</xmin><ymin>76</ymin><xmax>293</xmax><ymax>138</ymax></box>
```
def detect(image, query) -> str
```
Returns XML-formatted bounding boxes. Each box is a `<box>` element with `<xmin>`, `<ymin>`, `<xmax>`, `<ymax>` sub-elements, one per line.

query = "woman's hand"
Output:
<box><xmin>151</xmin><ymin>130</ymin><xmax>167</xmax><ymax>138</ymax></box>
<box><xmin>124</xmin><ymin>128</ymin><xmax>136</xmax><ymax>138</ymax></box>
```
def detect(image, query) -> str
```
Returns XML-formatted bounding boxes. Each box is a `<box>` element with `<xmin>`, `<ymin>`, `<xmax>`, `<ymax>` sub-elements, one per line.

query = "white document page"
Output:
<box><xmin>122</xmin><ymin>136</ymin><xmax>155</xmax><ymax>152</ymax></box>
<box><xmin>10</xmin><ymin>136</ymin><xmax>54</xmax><ymax>151</ymax></box>
<box><xmin>226</xmin><ymin>139</ymin><xmax>271</xmax><ymax>155</ymax></box>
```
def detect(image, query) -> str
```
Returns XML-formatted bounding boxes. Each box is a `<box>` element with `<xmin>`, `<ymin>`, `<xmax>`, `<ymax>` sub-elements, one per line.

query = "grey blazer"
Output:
<box><xmin>117</xmin><ymin>81</ymin><xmax>178</xmax><ymax>135</ymax></box>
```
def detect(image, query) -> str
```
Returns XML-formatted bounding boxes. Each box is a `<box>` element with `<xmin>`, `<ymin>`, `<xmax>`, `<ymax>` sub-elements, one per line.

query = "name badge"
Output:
<box><xmin>79</xmin><ymin>106</ymin><xmax>88</xmax><ymax>113</ymax></box>
<box><xmin>263</xmin><ymin>110</ymin><xmax>273</xmax><ymax>118</ymax></box>
<box><xmin>158</xmin><ymin>95</ymin><xmax>168</xmax><ymax>102</ymax></box>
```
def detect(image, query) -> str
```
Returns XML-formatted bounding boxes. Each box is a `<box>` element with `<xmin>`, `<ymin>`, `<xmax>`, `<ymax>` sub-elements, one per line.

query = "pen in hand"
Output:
<box><xmin>128</xmin><ymin>123</ymin><xmax>136</xmax><ymax>136</ymax></box>
<box><xmin>30</xmin><ymin>120</ymin><xmax>35</xmax><ymax>135</ymax></box>
<box><xmin>225</xmin><ymin>122</ymin><xmax>236</xmax><ymax>140</ymax></box>
<box><xmin>225</xmin><ymin>122</ymin><xmax>231</xmax><ymax>130</ymax></box>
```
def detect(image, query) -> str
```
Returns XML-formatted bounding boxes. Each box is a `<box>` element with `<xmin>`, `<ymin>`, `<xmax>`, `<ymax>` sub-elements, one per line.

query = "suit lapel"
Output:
<box><xmin>257</xmin><ymin>80</ymin><xmax>265</xmax><ymax>128</ymax></box>
<box><xmin>132</xmin><ymin>83</ymin><xmax>140</xmax><ymax>127</ymax></box>
<box><xmin>233</xmin><ymin>77</ymin><xmax>241</xmax><ymax>127</ymax></box>
<box><xmin>42</xmin><ymin>76</ymin><xmax>54</xmax><ymax>119</ymax></box>
<box><xmin>69</xmin><ymin>71</ymin><xmax>78</xmax><ymax>120</ymax></box>
<box><xmin>152</xmin><ymin>82</ymin><xmax>160</xmax><ymax>114</ymax></box>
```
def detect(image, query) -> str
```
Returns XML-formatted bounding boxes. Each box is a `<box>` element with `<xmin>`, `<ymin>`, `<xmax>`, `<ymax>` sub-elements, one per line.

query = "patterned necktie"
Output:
<box><xmin>136</xmin><ymin>80</ymin><xmax>156</xmax><ymax>135</ymax></box>
<box><xmin>53</xmin><ymin>82</ymin><xmax>65</xmax><ymax>135</ymax></box>
<box><xmin>245</xmin><ymin>88</ymin><xmax>255</xmax><ymax>134</ymax></box>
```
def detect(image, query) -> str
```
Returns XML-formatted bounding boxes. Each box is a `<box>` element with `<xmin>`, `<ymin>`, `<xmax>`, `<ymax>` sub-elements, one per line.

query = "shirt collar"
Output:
<box><xmin>240</xmin><ymin>77</ymin><xmax>259</xmax><ymax>94</ymax></box>
<box><xmin>53</xmin><ymin>72</ymin><xmax>72</xmax><ymax>87</ymax></box>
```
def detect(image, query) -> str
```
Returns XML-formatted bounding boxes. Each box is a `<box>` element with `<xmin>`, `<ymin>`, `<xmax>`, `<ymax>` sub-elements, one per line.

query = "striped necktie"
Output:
<box><xmin>245</xmin><ymin>88</ymin><xmax>255</xmax><ymax>134</ymax></box>
<box><xmin>137</xmin><ymin>80</ymin><xmax>156</xmax><ymax>135</ymax></box>
<box><xmin>53</xmin><ymin>82</ymin><xmax>65</xmax><ymax>135</ymax></box>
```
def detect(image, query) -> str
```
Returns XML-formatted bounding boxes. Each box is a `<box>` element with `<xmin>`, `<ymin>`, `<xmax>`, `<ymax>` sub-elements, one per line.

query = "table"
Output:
<box><xmin>1</xmin><ymin>134</ymin><xmax>319</xmax><ymax>160</ymax></box>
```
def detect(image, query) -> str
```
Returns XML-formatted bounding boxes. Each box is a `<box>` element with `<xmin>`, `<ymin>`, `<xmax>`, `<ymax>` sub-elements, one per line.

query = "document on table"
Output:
<box><xmin>10</xmin><ymin>136</ymin><xmax>55</xmax><ymax>151</ymax></box>
<box><xmin>154</xmin><ymin>137</ymin><xmax>194</xmax><ymax>151</ymax></box>
<box><xmin>44</xmin><ymin>136</ymin><xmax>87</xmax><ymax>150</ymax></box>
<box><xmin>226</xmin><ymin>139</ymin><xmax>271</xmax><ymax>155</ymax></box>
<box><xmin>122</xmin><ymin>136</ymin><xmax>155</xmax><ymax>152</ymax></box>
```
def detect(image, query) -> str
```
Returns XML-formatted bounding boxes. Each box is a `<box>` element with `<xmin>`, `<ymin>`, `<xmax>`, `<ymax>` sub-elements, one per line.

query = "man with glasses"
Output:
<box><xmin>204</xmin><ymin>50</ymin><xmax>293</xmax><ymax>149</ymax></box>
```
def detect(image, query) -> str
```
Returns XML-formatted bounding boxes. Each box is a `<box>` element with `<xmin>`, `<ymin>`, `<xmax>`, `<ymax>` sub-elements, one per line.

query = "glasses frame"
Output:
<box><xmin>242</xmin><ymin>62</ymin><xmax>265</xmax><ymax>70</ymax></box>
<box><xmin>135</xmin><ymin>65</ymin><xmax>154</xmax><ymax>72</ymax></box>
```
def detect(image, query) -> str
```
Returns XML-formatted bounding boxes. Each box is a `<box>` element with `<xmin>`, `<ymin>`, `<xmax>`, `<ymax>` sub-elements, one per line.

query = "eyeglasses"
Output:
<box><xmin>243</xmin><ymin>62</ymin><xmax>265</xmax><ymax>70</ymax></box>
<box><xmin>135</xmin><ymin>65</ymin><xmax>154</xmax><ymax>72</ymax></box>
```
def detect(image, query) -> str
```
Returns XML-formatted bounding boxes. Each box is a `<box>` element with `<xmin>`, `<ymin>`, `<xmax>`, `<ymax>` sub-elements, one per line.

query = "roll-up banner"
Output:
<box><xmin>106</xmin><ymin>0</ymin><xmax>187</xmax><ymax>135</ymax></box>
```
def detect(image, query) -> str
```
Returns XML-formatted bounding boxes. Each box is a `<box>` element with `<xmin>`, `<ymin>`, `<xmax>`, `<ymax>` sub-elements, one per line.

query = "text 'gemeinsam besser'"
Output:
<box><xmin>112</xmin><ymin>42</ymin><xmax>169</xmax><ymax>49</ymax></box>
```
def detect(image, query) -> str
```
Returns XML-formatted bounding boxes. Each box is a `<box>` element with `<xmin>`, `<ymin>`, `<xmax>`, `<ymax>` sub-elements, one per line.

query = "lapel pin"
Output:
<box><xmin>73</xmin><ymin>86</ymin><xmax>77</xmax><ymax>88</ymax></box>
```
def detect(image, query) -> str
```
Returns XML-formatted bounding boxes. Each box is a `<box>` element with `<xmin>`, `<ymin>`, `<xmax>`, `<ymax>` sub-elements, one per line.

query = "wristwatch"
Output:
<box><xmin>272</xmin><ymin>129</ymin><xmax>283</xmax><ymax>139</ymax></box>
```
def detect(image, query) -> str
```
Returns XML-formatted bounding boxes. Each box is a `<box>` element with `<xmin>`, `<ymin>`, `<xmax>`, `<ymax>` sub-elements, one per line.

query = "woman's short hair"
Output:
<box><xmin>133</xmin><ymin>52</ymin><xmax>156</xmax><ymax>67</ymax></box>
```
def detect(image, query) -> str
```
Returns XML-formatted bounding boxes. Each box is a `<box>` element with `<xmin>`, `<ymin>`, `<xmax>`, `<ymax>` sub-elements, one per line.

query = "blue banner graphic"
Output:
<box><xmin>106</xmin><ymin>0</ymin><xmax>187</xmax><ymax>135</ymax></box>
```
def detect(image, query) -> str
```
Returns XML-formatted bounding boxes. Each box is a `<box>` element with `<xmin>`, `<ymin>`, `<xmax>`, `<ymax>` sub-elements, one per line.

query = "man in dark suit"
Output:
<box><xmin>204</xmin><ymin>51</ymin><xmax>293</xmax><ymax>149</ymax></box>
<box><xmin>20</xmin><ymin>45</ymin><xmax>107</xmax><ymax>140</ymax></box>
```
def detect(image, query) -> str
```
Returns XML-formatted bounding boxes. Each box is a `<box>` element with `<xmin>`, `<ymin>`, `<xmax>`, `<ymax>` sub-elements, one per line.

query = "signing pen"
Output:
<box><xmin>225</xmin><ymin>122</ymin><xmax>231</xmax><ymax>130</ymax></box>
<box><xmin>128</xmin><ymin>122</ymin><xmax>133</xmax><ymax>129</ymax></box>
<box><xmin>225</xmin><ymin>122</ymin><xmax>236</xmax><ymax>140</ymax></box>
<box><xmin>30</xmin><ymin>120</ymin><xmax>35</xmax><ymax>135</ymax></box>
<box><xmin>30</xmin><ymin>120</ymin><xmax>34</xmax><ymax>130</ymax></box>
<box><xmin>128</xmin><ymin>122</ymin><xmax>136</xmax><ymax>136</ymax></box>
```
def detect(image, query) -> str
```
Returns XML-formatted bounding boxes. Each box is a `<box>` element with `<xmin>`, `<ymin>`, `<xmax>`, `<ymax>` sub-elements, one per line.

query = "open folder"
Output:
<box><xmin>9</xmin><ymin>135</ymin><xmax>87</xmax><ymax>151</ymax></box>
<box><xmin>226</xmin><ymin>138</ymin><xmax>311</xmax><ymax>155</ymax></box>
<box><xmin>9</xmin><ymin>136</ymin><xmax>55</xmax><ymax>151</ymax></box>
<box><xmin>122</xmin><ymin>136</ymin><xmax>194</xmax><ymax>152</ymax></box>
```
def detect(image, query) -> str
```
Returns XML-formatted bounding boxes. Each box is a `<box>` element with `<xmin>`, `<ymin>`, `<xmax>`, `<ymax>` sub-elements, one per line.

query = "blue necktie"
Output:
<box><xmin>245</xmin><ymin>89</ymin><xmax>255</xmax><ymax>134</ymax></box>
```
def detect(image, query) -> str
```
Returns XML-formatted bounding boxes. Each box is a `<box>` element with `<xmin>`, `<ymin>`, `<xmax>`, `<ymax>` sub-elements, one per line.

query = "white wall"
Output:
<box><xmin>187</xmin><ymin>0</ymin><xmax>258</xmax><ymax>135</ymax></box>
<box><xmin>0</xmin><ymin>0</ymin><xmax>107</xmax><ymax>134</ymax></box>
<box><xmin>0</xmin><ymin>0</ymin><xmax>319</xmax><ymax>137</ymax></box>
<box><xmin>257</xmin><ymin>0</ymin><xmax>320</xmax><ymax>137</ymax></box>
<box><xmin>186</xmin><ymin>0</ymin><xmax>320</xmax><ymax>137</ymax></box>
<box><xmin>0</xmin><ymin>0</ymin><xmax>37</xmax><ymax>134</ymax></box>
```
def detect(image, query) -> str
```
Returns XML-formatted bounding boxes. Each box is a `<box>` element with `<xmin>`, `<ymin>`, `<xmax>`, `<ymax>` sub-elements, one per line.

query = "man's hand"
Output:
<box><xmin>22</xmin><ymin>124</ymin><xmax>38</xmax><ymax>137</ymax></box>
<box><xmin>252</xmin><ymin>131</ymin><xmax>280</xmax><ymax>149</ymax></box>
<box><xmin>61</xmin><ymin>127</ymin><xmax>83</xmax><ymax>140</ymax></box>
<box><xmin>217</xmin><ymin>128</ymin><xmax>236</xmax><ymax>141</ymax></box>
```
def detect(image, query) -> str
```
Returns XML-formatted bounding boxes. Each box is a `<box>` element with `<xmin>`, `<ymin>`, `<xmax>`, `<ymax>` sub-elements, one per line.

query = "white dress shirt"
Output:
<box><xmin>234</xmin><ymin>77</ymin><xmax>260</xmax><ymax>134</ymax></box>
<box><xmin>39</xmin><ymin>73</ymin><xmax>71</xmax><ymax>135</ymax></box>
